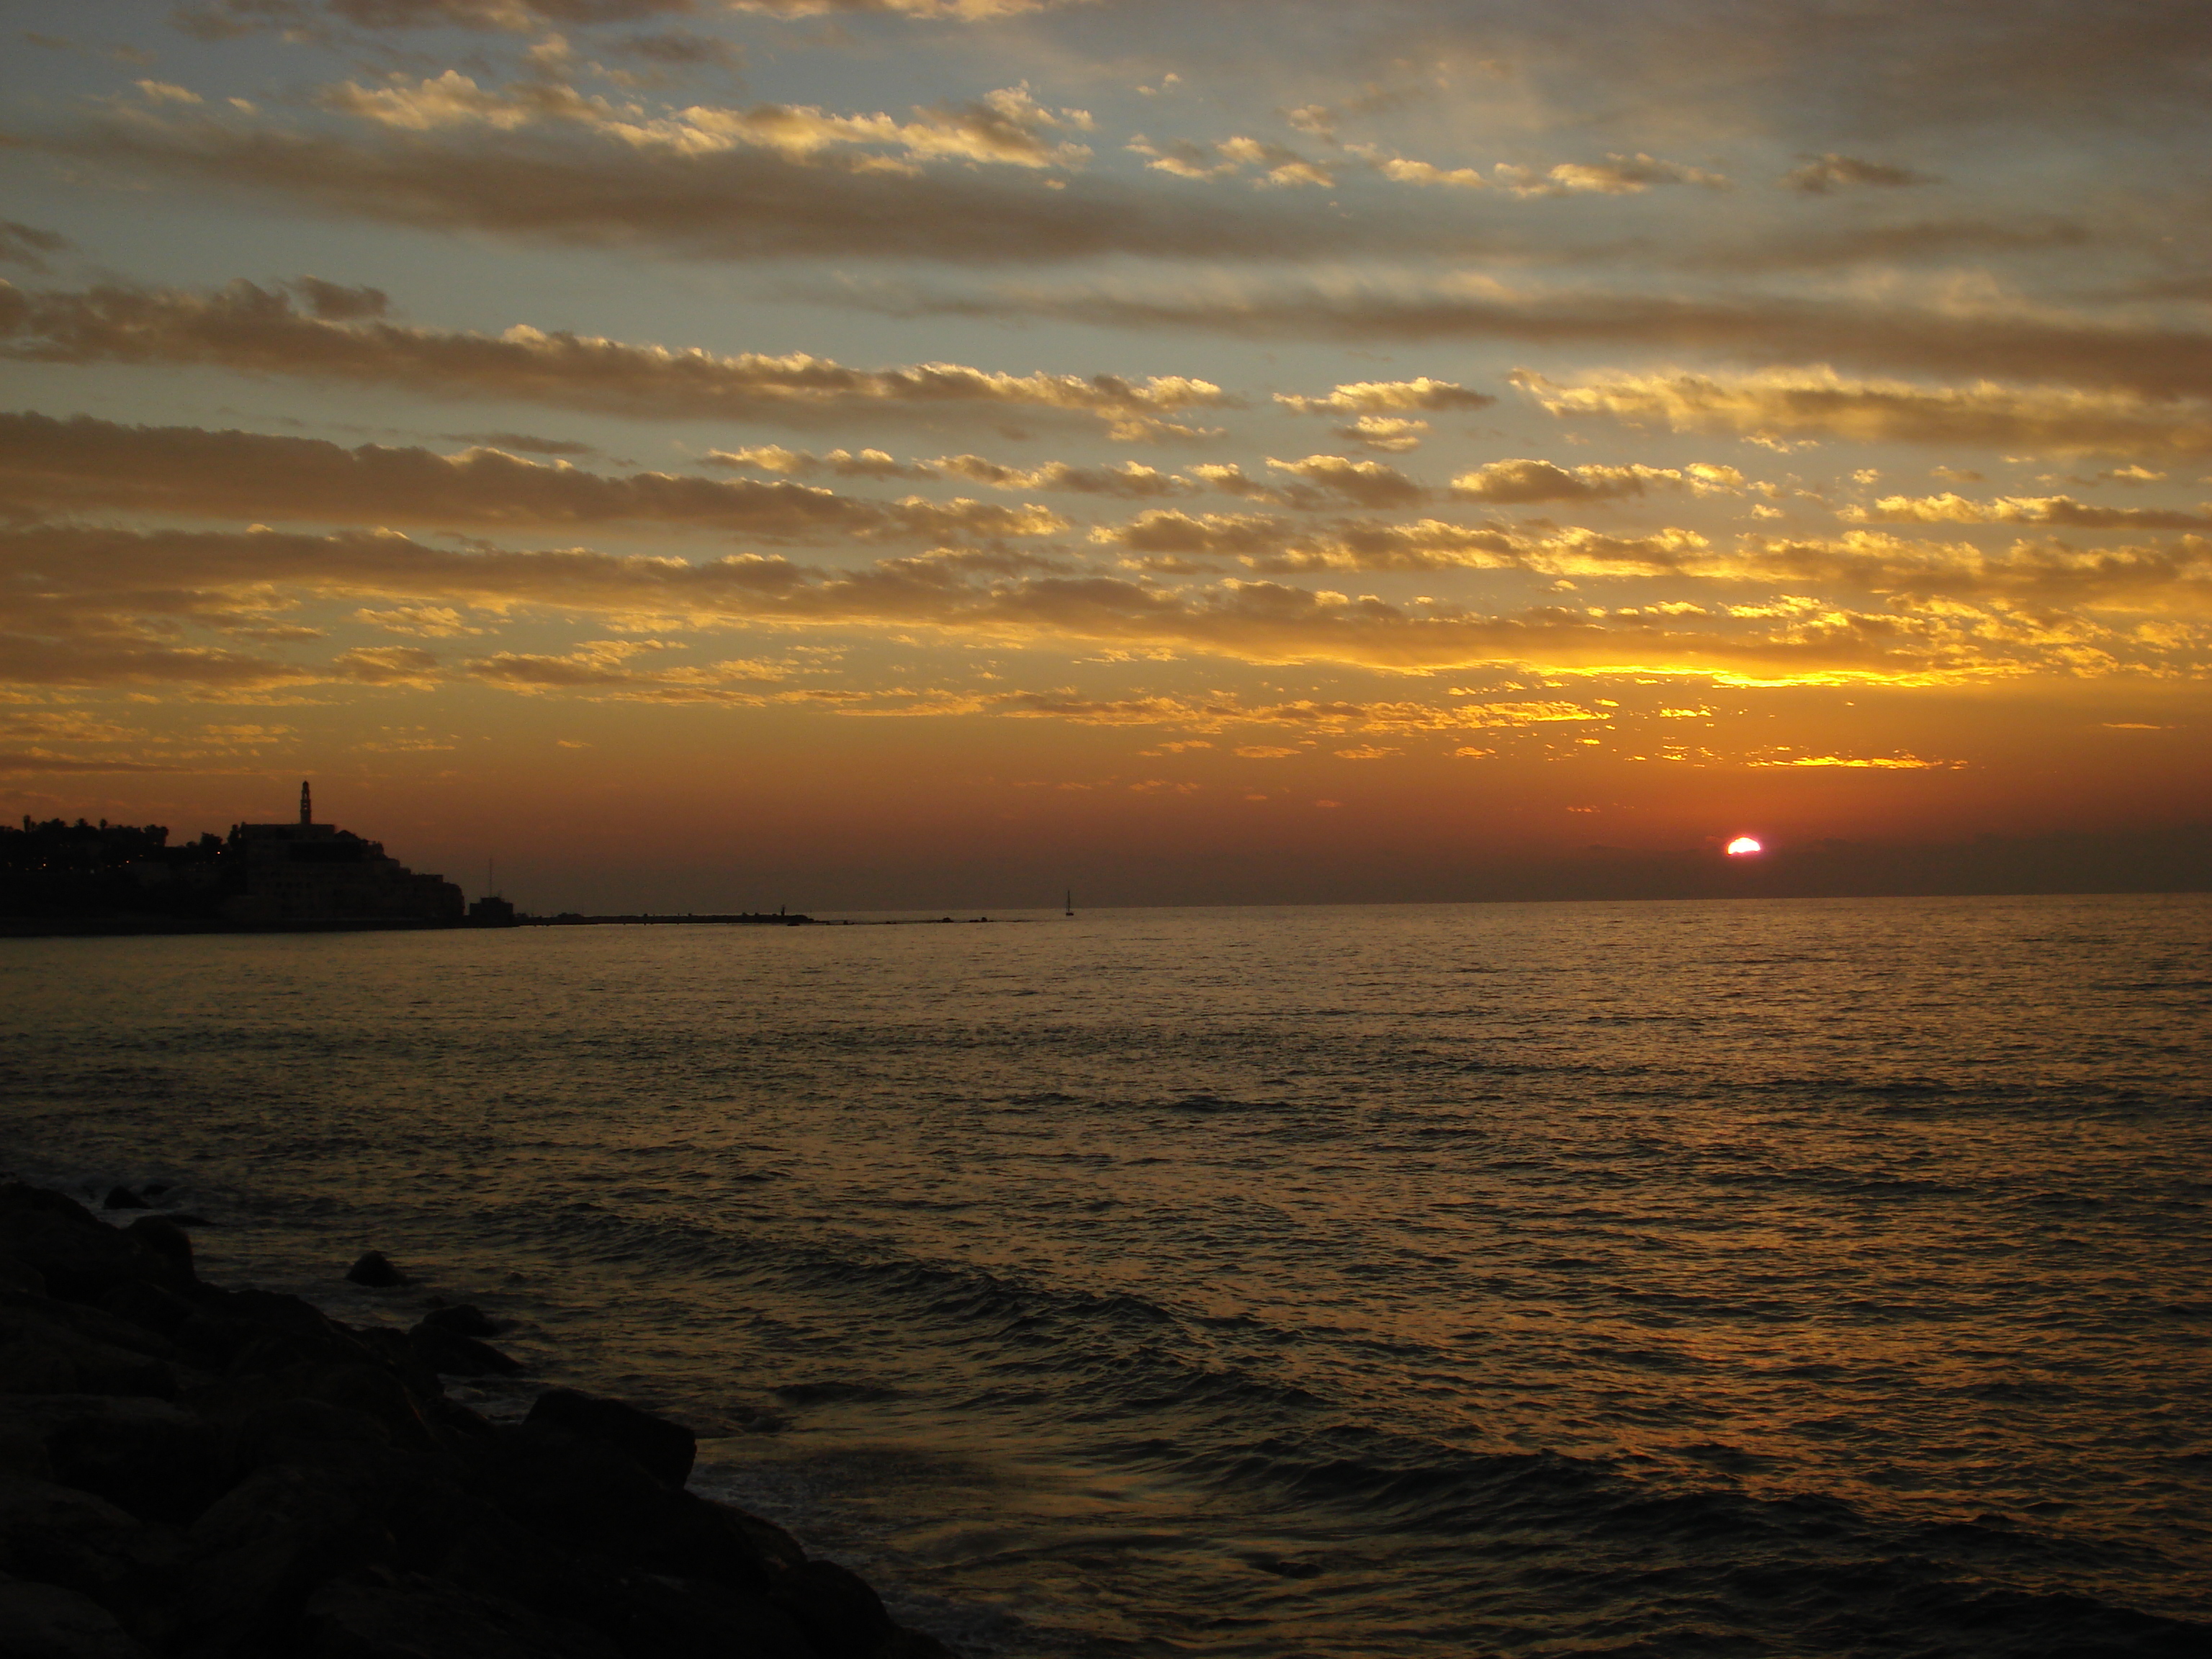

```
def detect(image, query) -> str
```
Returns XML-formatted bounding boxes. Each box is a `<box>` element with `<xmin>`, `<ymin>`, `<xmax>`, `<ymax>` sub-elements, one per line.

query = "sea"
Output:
<box><xmin>2</xmin><ymin>893</ymin><xmax>2208</xmax><ymax>1658</ymax></box>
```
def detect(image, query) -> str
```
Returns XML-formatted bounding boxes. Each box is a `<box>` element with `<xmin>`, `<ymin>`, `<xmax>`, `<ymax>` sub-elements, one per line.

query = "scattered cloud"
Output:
<box><xmin>1748</xmin><ymin>753</ymin><xmax>1958</xmax><ymax>768</ymax></box>
<box><xmin>930</xmin><ymin>454</ymin><xmax>1195</xmax><ymax>498</ymax></box>
<box><xmin>1450</xmin><ymin>458</ymin><xmax>1745</xmax><ymax>504</ymax></box>
<box><xmin>1492</xmin><ymin>153</ymin><xmax>1731</xmax><ymax>197</ymax></box>
<box><xmin>320</xmin><ymin>73</ymin><xmax>1093</xmax><ymax>171</ymax></box>
<box><xmin>174</xmin><ymin>1</ymin><xmax>1060</xmax><ymax>36</ymax></box>
<box><xmin>1518</xmin><ymin>368</ymin><xmax>2212</xmax><ymax>456</ymax></box>
<box><xmin>708</xmin><ymin>444</ymin><xmax>936</xmax><ymax>479</ymax></box>
<box><xmin>9</xmin><ymin>517</ymin><xmax>2157</xmax><ymax>691</ymax></box>
<box><xmin>1265</xmin><ymin>454</ymin><xmax>1427</xmax><ymax>510</ymax></box>
<box><xmin>1844</xmin><ymin>493</ymin><xmax>2212</xmax><ymax>531</ymax></box>
<box><xmin>919</xmin><ymin>284</ymin><xmax>2212</xmax><ymax>401</ymax></box>
<box><xmin>42</xmin><ymin>106</ymin><xmax>1449</xmax><ymax>268</ymax></box>
<box><xmin>1129</xmin><ymin>134</ymin><xmax>1331</xmax><ymax>188</ymax></box>
<box><xmin>0</xmin><ymin>278</ymin><xmax>1232</xmax><ymax>438</ymax></box>
<box><xmin>0</xmin><ymin>411</ymin><xmax>1066</xmax><ymax>541</ymax></box>
<box><xmin>0</xmin><ymin>222</ymin><xmax>71</xmax><ymax>274</ymax></box>
<box><xmin>1334</xmin><ymin>416</ymin><xmax>1429</xmax><ymax>453</ymax></box>
<box><xmin>1276</xmin><ymin>378</ymin><xmax>1494</xmax><ymax>415</ymax></box>
<box><xmin>1780</xmin><ymin>153</ymin><xmax>1938</xmax><ymax>193</ymax></box>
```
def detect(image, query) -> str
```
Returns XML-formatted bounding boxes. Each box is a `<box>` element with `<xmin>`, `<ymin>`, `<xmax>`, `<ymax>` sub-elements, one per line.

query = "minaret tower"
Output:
<box><xmin>300</xmin><ymin>781</ymin><xmax>313</xmax><ymax>827</ymax></box>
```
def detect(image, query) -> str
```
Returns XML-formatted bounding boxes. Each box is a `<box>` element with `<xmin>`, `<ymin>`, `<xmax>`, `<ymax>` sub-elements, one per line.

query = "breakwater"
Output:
<box><xmin>0</xmin><ymin>1178</ymin><xmax>956</xmax><ymax>1658</ymax></box>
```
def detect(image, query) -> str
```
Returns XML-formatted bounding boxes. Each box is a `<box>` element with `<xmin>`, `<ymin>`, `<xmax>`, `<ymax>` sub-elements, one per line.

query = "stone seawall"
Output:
<box><xmin>0</xmin><ymin>1180</ymin><xmax>956</xmax><ymax>1659</ymax></box>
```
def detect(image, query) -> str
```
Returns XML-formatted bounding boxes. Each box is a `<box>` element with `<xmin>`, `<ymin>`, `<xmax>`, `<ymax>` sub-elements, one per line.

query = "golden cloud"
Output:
<box><xmin>1518</xmin><ymin>368</ymin><xmax>2212</xmax><ymax>456</ymax></box>
<box><xmin>322</xmin><ymin>74</ymin><xmax>1093</xmax><ymax>171</ymax></box>
<box><xmin>1450</xmin><ymin>458</ymin><xmax>1745</xmax><ymax>504</ymax></box>
<box><xmin>44</xmin><ymin>109</ymin><xmax>1406</xmax><ymax>268</ymax></box>
<box><xmin>1265</xmin><ymin>454</ymin><xmax>1428</xmax><ymax>510</ymax></box>
<box><xmin>914</xmin><ymin>284</ymin><xmax>2212</xmax><ymax>400</ymax></box>
<box><xmin>1274</xmin><ymin>378</ymin><xmax>1495</xmax><ymax>415</ymax></box>
<box><xmin>928</xmin><ymin>455</ymin><xmax>1195</xmax><ymax>498</ymax></box>
<box><xmin>0</xmin><ymin>411</ymin><xmax>1065</xmax><ymax>541</ymax></box>
<box><xmin>1</xmin><ymin>518</ymin><xmax>2124</xmax><ymax>688</ymax></box>
<box><xmin>1844</xmin><ymin>493</ymin><xmax>2212</xmax><ymax>531</ymax></box>
<box><xmin>1334</xmin><ymin>416</ymin><xmax>1429</xmax><ymax>453</ymax></box>
<box><xmin>0</xmin><ymin>279</ymin><xmax>1231</xmax><ymax>436</ymax></box>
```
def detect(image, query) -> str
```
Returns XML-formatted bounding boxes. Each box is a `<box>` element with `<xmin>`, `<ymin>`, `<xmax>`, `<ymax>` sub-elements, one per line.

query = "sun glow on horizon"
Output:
<box><xmin>1726</xmin><ymin>836</ymin><xmax>1763</xmax><ymax>856</ymax></box>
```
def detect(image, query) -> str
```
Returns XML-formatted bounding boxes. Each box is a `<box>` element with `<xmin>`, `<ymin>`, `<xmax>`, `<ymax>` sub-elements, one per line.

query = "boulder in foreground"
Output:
<box><xmin>0</xmin><ymin>1179</ymin><xmax>957</xmax><ymax>1658</ymax></box>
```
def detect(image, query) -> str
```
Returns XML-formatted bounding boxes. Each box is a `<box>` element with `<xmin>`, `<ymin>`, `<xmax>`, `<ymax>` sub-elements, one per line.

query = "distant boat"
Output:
<box><xmin>1065</xmin><ymin>888</ymin><xmax>1074</xmax><ymax>917</ymax></box>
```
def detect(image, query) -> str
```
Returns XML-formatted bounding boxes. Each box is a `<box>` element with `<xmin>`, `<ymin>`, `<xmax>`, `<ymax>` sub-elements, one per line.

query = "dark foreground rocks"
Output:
<box><xmin>0</xmin><ymin>1182</ymin><xmax>954</xmax><ymax>1659</ymax></box>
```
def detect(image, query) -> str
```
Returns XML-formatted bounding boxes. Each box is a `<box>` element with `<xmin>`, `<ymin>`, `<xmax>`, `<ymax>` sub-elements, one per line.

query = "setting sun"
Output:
<box><xmin>1726</xmin><ymin>837</ymin><xmax>1764</xmax><ymax>856</ymax></box>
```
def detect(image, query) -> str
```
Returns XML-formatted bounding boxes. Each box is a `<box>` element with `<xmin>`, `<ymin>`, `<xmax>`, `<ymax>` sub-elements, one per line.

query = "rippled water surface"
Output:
<box><xmin>4</xmin><ymin>894</ymin><xmax>2209</xmax><ymax>1656</ymax></box>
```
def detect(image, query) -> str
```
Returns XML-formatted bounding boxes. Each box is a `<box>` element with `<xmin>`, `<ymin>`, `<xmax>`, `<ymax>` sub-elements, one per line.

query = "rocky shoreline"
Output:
<box><xmin>0</xmin><ymin>1179</ymin><xmax>957</xmax><ymax>1658</ymax></box>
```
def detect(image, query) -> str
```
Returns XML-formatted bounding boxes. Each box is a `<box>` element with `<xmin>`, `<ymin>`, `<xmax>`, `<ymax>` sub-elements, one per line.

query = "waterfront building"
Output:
<box><xmin>220</xmin><ymin>783</ymin><xmax>465</xmax><ymax>925</ymax></box>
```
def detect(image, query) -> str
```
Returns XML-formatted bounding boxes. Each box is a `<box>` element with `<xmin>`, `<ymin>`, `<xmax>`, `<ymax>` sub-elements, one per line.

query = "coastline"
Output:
<box><xmin>0</xmin><ymin>913</ymin><xmax>1043</xmax><ymax>938</ymax></box>
<box><xmin>0</xmin><ymin>1177</ymin><xmax>958</xmax><ymax>1659</ymax></box>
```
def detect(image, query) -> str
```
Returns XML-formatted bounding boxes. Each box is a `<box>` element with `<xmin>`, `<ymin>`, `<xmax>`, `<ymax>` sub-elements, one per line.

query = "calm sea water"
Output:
<box><xmin>3</xmin><ymin>895</ymin><xmax>2208</xmax><ymax>1657</ymax></box>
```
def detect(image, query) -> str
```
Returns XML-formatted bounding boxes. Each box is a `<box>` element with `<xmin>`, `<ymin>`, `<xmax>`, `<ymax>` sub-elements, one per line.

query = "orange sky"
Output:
<box><xmin>3</xmin><ymin>1</ymin><xmax>2207</xmax><ymax>906</ymax></box>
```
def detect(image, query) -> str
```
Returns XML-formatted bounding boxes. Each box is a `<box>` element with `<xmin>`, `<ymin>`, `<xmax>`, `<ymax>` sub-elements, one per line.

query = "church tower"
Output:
<box><xmin>300</xmin><ymin>781</ymin><xmax>313</xmax><ymax>827</ymax></box>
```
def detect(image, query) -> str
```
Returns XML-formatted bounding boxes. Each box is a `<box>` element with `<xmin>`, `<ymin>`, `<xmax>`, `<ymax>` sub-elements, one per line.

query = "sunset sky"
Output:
<box><xmin>3</xmin><ymin>1</ymin><xmax>2208</xmax><ymax>909</ymax></box>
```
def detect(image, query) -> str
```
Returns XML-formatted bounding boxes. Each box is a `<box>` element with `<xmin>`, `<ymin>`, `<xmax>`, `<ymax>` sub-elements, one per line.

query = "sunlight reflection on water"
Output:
<box><xmin>4</xmin><ymin>893</ymin><xmax>2208</xmax><ymax>1656</ymax></box>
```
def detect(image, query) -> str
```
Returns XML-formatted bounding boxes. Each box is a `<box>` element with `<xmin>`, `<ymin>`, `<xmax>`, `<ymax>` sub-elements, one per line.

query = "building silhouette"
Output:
<box><xmin>219</xmin><ymin>782</ymin><xmax>465</xmax><ymax>925</ymax></box>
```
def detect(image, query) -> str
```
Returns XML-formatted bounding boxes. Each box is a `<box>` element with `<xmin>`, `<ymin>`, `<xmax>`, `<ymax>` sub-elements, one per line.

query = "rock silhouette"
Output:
<box><xmin>0</xmin><ymin>1181</ymin><xmax>956</xmax><ymax>1658</ymax></box>
<box><xmin>343</xmin><ymin>1251</ymin><xmax>408</xmax><ymax>1289</ymax></box>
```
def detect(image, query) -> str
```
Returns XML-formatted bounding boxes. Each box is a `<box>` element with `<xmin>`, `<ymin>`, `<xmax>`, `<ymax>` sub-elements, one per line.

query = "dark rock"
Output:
<box><xmin>420</xmin><ymin>1394</ymin><xmax>498</xmax><ymax>1446</ymax></box>
<box><xmin>0</xmin><ymin>1574</ymin><xmax>153</xmax><ymax>1658</ymax></box>
<box><xmin>778</xmin><ymin>1555</ymin><xmax>897</xmax><ymax>1659</ymax></box>
<box><xmin>482</xmin><ymin>1430</ymin><xmax>686</xmax><ymax>1564</ymax></box>
<box><xmin>0</xmin><ymin>1300</ymin><xmax>182</xmax><ymax>1399</ymax></box>
<box><xmin>99</xmin><ymin>1190</ymin><xmax>148</xmax><ymax>1214</ymax></box>
<box><xmin>179</xmin><ymin>1448</ymin><xmax>483</xmax><ymax>1653</ymax></box>
<box><xmin>179</xmin><ymin>1462</ymin><xmax>374</xmax><ymax>1653</ymax></box>
<box><xmin>408</xmin><ymin>1321</ymin><xmax>521</xmax><ymax>1379</ymax></box>
<box><xmin>0</xmin><ymin>1256</ymin><xmax>47</xmax><ymax>1298</ymax></box>
<box><xmin>226</xmin><ymin>1333</ymin><xmax>320</xmax><ymax>1380</ymax></box>
<box><xmin>94</xmin><ymin>1283</ymin><xmax>243</xmax><ymax>1372</ymax></box>
<box><xmin>610</xmin><ymin>1574</ymin><xmax>813</xmax><ymax>1659</ymax></box>
<box><xmin>0</xmin><ymin>1396</ymin><xmax>222</xmax><ymax>1527</ymax></box>
<box><xmin>349</xmin><ymin>1327</ymin><xmax>447</xmax><ymax>1405</ymax></box>
<box><xmin>1</xmin><ymin>1298</ymin><xmax>181</xmax><ymax>1367</ymax></box>
<box><xmin>345</xmin><ymin>1252</ymin><xmax>409</xmax><ymax>1289</ymax></box>
<box><xmin>0</xmin><ymin>1188</ymin><xmax>101</xmax><ymax>1227</ymax></box>
<box><xmin>297</xmin><ymin>1364</ymin><xmax>445</xmax><ymax>1454</ymax></box>
<box><xmin>119</xmin><ymin>1221</ymin><xmax>191</xmax><ymax>1285</ymax></box>
<box><xmin>302</xmin><ymin>1570</ymin><xmax>625</xmax><ymax>1659</ymax></box>
<box><xmin>419</xmin><ymin>1303</ymin><xmax>498</xmax><ymax>1339</ymax></box>
<box><xmin>0</xmin><ymin>1184</ymin><xmax>961</xmax><ymax>1659</ymax></box>
<box><xmin>198</xmin><ymin>1287</ymin><xmax>407</xmax><ymax>1383</ymax></box>
<box><xmin>0</xmin><ymin>1473</ymin><xmax>184</xmax><ymax>1637</ymax></box>
<box><xmin>211</xmin><ymin>1287</ymin><xmax>356</xmax><ymax>1355</ymax></box>
<box><xmin>0</xmin><ymin>1205</ymin><xmax>179</xmax><ymax>1306</ymax></box>
<box><xmin>230</xmin><ymin>1398</ymin><xmax>396</xmax><ymax>1474</ymax></box>
<box><xmin>94</xmin><ymin>1282</ymin><xmax>194</xmax><ymax>1344</ymax></box>
<box><xmin>521</xmin><ymin>1390</ymin><xmax>695</xmax><ymax>1491</ymax></box>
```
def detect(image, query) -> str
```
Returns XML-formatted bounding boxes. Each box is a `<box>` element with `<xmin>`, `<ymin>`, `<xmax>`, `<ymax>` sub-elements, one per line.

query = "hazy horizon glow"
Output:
<box><xmin>2</xmin><ymin>1</ymin><xmax>2206</xmax><ymax>907</ymax></box>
